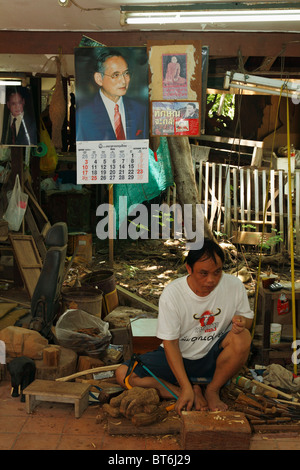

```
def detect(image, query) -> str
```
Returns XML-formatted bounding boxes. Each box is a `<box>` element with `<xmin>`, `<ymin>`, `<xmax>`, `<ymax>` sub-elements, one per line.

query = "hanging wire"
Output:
<box><xmin>286</xmin><ymin>95</ymin><xmax>298</xmax><ymax>377</ymax></box>
<box><xmin>251</xmin><ymin>85</ymin><xmax>283</xmax><ymax>342</ymax></box>
<box><xmin>68</xmin><ymin>0</ymin><xmax>111</xmax><ymax>11</ymax></box>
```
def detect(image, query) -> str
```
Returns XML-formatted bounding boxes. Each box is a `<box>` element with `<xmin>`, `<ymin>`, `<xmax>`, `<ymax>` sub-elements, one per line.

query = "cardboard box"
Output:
<box><xmin>68</xmin><ymin>232</ymin><xmax>92</xmax><ymax>262</ymax></box>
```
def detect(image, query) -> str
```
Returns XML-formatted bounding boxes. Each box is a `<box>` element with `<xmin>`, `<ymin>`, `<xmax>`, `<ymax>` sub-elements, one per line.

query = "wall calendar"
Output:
<box><xmin>76</xmin><ymin>140</ymin><xmax>149</xmax><ymax>184</ymax></box>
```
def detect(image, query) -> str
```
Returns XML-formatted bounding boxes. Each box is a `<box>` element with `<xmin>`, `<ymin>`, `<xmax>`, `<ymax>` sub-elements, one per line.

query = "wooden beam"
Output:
<box><xmin>0</xmin><ymin>31</ymin><xmax>300</xmax><ymax>57</ymax></box>
<box><xmin>259</xmin><ymin>55</ymin><xmax>278</xmax><ymax>71</ymax></box>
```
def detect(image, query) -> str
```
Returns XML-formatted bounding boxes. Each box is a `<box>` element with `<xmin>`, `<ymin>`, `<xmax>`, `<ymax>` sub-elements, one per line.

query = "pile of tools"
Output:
<box><xmin>225</xmin><ymin>369</ymin><xmax>300</xmax><ymax>433</ymax></box>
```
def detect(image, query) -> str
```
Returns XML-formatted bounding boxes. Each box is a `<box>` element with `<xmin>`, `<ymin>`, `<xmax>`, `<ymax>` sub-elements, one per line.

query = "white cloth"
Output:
<box><xmin>263</xmin><ymin>363</ymin><xmax>300</xmax><ymax>392</ymax></box>
<box><xmin>157</xmin><ymin>273</ymin><xmax>253</xmax><ymax>360</ymax></box>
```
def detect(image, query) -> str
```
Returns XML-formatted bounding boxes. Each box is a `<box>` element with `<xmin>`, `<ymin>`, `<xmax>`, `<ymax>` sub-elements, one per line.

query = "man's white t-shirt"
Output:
<box><xmin>157</xmin><ymin>273</ymin><xmax>254</xmax><ymax>360</ymax></box>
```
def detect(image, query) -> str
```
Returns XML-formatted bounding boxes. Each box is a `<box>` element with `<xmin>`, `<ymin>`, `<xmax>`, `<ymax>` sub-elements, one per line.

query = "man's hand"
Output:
<box><xmin>175</xmin><ymin>384</ymin><xmax>194</xmax><ymax>415</ymax></box>
<box><xmin>231</xmin><ymin>315</ymin><xmax>248</xmax><ymax>334</ymax></box>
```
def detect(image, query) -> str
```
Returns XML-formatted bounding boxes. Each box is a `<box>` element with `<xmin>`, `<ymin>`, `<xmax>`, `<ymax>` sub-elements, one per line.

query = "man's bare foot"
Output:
<box><xmin>193</xmin><ymin>384</ymin><xmax>208</xmax><ymax>410</ymax></box>
<box><xmin>205</xmin><ymin>385</ymin><xmax>228</xmax><ymax>411</ymax></box>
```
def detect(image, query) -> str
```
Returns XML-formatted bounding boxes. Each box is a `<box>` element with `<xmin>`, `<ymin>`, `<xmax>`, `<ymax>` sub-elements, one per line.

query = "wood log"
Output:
<box><xmin>181</xmin><ymin>411</ymin><xmax>251</xmax><ymax>450</ymax></box>
<box><xmin>167</xmin><ymin>136</ymin><xmax>214</xmax><ymax>242</ymax></box>
<box><xmin>43</xmin><ymin>346</ymin><xmax>61</xmax><ymax>367</ymax></box>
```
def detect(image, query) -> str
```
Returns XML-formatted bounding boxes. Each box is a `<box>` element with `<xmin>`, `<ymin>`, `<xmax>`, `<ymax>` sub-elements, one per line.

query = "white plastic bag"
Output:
<box><xmin>55</xmin><ymin>309</ymin><xmax>111</xmax><ymax>358</ymax></box>
<box><xmin>3</xmin><ymin>175</ymin><xmax>28</xmax><ymax>231</ymax></box>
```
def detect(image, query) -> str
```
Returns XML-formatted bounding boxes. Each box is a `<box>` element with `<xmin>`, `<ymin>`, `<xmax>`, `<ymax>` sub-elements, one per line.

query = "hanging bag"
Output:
<box><xmin>39</xmin><ymin>117</ymin><xmax>58</xmax><ymax>174</ymax></box>
<box><xmin>3</xmin><ymin>174</ymin><xmax>28</xmax><ymax>231</ymax></box>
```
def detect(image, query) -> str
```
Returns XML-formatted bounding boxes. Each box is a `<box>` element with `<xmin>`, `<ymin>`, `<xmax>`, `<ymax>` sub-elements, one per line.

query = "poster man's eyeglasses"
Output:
<box><xmin>104</xmin><ymin>70</ymin><xmax>131</xmax><ymax>80</ymax></box>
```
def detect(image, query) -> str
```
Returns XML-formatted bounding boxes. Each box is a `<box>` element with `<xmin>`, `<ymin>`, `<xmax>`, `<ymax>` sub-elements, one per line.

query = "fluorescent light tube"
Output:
<box><xmin>125</xmin><ymin>9</ymin><xmax>300</xmax><ymax>25</ymax></box>
<box><xmin>224</xmin><ymin>72</ymin><xmax>300</xmax><ymax>98</ymax></box>
<box><xmin>0</xmin><ymin>80</ymin><xmax>22</xmax><ymax>86</ymax></box>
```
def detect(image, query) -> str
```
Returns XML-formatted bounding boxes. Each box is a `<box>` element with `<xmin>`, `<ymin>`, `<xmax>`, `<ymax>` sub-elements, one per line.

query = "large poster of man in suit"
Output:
<box><xmin>0</xmin><ymin>86</ymin><xmax>37</xmax><ymax>146</ymax></box>
<box><xmin>75</xmin><ymin>47</ymin><xmax>149</xmax><ymax>142</ymax></box>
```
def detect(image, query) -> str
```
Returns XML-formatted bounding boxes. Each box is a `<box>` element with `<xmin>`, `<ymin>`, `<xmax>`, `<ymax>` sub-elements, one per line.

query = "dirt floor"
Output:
<box><xmin>78</xmin><ymin>237</ymin><xmax>300</xmax><ymax>310</ymax></box>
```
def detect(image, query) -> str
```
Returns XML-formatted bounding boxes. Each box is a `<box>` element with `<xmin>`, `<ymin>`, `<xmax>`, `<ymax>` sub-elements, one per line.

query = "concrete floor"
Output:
<box><xmin>1</xmin><ymin>380</ymin><xmax>300</xmax><ymax>451</ymax></box>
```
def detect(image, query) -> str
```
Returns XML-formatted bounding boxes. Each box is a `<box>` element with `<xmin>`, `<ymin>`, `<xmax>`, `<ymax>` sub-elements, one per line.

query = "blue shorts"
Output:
<box><xmin>124</xmin><ymin>332</ymin><xmax>228</xmax><ymax>385</ymax></box>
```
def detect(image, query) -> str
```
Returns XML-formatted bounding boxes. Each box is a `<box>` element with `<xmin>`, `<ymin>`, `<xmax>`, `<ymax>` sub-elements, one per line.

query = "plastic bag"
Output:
<box><xmin>39</xmin><ymin>118</ymin><xmax>58</xmax><ymax>174</ymax></box>
<box><xmin>55</xmin><ymin>309</ymin><xmax>111</xmax><ymax>358</ymax></box>
<box><xmin>3</xmin><ymin>175</ymin><xmax>28</xmax><ymax>231</ymax></box>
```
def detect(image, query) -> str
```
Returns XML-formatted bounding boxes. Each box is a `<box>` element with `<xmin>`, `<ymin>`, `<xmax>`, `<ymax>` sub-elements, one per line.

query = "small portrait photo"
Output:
<box><xmin>162</xmin><ymin>54</ymin><xmax>188</xmax><ymax>99</ymax></box>
<box><xmin>1</xmin><ymin>86</ymin><xmax>37</xmax><ymax>146</ymax></box>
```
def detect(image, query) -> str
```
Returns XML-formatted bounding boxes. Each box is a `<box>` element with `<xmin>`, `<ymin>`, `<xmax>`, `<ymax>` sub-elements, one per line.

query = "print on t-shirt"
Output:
<box><xmin>193</xmin><ymin>308</ymin><xmax>222</xmax><ymax>333</ymax></box>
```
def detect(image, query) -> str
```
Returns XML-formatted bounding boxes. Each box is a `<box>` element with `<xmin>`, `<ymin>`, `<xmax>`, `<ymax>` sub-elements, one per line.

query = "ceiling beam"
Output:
<box><xmin>0</xmin><ymin>31</ymin><xmax>300</xmax><ymax>57</ymax></box>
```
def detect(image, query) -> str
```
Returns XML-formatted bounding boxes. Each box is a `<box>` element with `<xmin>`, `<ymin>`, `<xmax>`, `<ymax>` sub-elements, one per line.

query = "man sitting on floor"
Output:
<box><xmin>115</xmin><ymin>238</ymin><xmax>253</xmax><ymax>415</ymax></box>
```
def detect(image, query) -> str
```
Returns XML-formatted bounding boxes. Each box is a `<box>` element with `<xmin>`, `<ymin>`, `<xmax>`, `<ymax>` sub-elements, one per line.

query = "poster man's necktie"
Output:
<box><xmin>114</xmin><ymin>104</ymin><xmax>126</xmax><ymax>140</ymax></box>
<box><xmin>11</xmin><ymin>117</ymin><xmax>17</xmax><ymax>144</ymax></box>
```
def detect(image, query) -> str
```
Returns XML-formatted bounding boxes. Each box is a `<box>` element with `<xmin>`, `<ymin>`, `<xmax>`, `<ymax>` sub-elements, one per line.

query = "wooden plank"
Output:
<box><xmin>9</xmin><ymin>234</ymin><xmax>42</xmax><ymax>298</ymax></box>
<box><xmin>117</xmin><ymin>285</ymin><xmax>158</xmax><ymax>313</ymax></box>
<box><xmin>0</xmin><ymin>302</ymin><xmax>18</xmax><ymax>319</ymax></box>
<box><xmin>217</xmin><ymin>165</ymin><xmax>222</xmax><ymax>233</ymax></box>
<box><xmin>254</xmin><ymin>169</ymin><xmax>259</xmax><ymax>222</ymax></box>
<box><xmin>246</xmin><ymin>168</ymin><xmax>251</xmax><ymax>223</ymax></box>
<box><xmin>197</xmin><ymin>134</ymin><xmax>264</xmax><ymax>148</ymax></box>
<box><xmin>270</xmin><ymin>170</ymin><xmax>276</xmax><ymax>225</ymax></box>
<box><xmin>262</xmin><ymin>169</ymin><xmax>267</xmax><ymax>219</ymax></box>
<box><xmin>232</xmin><ymin>230</ymin><xmax>273</xmax><ymax>245</ymax></box>
<box><xmin>279</xmin><ymin>170</ymin><xmax>284</xmax><ymax>251</ymax></box>
<box><xmin>24</xmin><ymin>205</ymin><xmax>47</xmax><ymax>261</ymax></box>
<box><xmin>198</xmin><ymin>160</ymin><xmax>203</xmax><ymax>200</ymax></box>
<box><xmin>204</xmin><ymin>162</ymin><xmax>209</xmax><ymax>218</ymax></box>
<box><xmin>210</xmin><ymin>163</ymin><xmax>216</xmax><ymax>228</ymax></box>
<box><xmin>239</xmin><ymin>168</ymin><xmax>244</xmax><ymax>221</ymax></box>
<box><xmin>224</xmin><ymin>167</ymin><xmax>231</xmax><ymax>236</ymax></box>
<box><xmin>24</xmin><ymin>185</ymin><xmax>49</xmax><ymax>225</ymax></box>
<box><xmin>233</xmin><ymin>167</ymin><xmax>238</xmax><ymax>222</ymax></box>
<box><xmin>106</xmin><ymin>413</ymin><xmax>181</xmax><ymax>435</ymax></box>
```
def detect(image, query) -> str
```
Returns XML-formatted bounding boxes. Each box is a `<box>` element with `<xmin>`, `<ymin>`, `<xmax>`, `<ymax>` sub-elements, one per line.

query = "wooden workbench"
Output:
<box><xmin>23</xmin><ymin>379</ymin><xmax>91</xmax><ymax>418</ymax></box>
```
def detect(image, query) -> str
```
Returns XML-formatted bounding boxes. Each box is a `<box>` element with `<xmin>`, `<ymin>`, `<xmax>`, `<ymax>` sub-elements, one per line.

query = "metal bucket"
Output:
<box><xmin>82</xmin><ymin>270</ymin><xmax>119</xmax><ymax>315</ymax></box>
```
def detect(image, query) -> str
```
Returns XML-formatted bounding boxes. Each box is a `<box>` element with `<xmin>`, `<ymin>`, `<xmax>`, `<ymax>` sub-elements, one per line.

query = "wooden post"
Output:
<box><xmin>108</xmin><ymin>183</ymin><xmax>114</xmax><ymax>268</ymax></box>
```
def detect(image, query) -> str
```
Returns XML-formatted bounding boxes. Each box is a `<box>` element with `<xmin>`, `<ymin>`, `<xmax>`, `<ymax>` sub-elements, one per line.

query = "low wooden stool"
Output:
<box><xmin>23</xmin><ymin>379</ymin><xmax>91</xmax><ymax>418</ymax></box>
<box><xmin>181</xmin><ymin>410</ymin><xmax>251</xmax><ymax>450</ymax></box>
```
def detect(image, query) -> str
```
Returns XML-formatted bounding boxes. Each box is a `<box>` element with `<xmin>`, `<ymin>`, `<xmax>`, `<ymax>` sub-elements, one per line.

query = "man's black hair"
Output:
<box><xmin>6</xmin><ymin>86</ymin><xmax>25</xmax><ymax>101</ymax></box>
<box><xmin>185</xmin><ymin>238</ymin><xmax>225</xmax><ymax>269</ymax></box>
<box><xmin>93</xmin><ymin>47</ymin><xmax>128</xmax><ymax>75</ymax></box>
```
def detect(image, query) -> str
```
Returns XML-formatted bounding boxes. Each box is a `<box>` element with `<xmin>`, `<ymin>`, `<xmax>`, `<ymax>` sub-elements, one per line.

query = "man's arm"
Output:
<box><xmin>162</xmin><ymin>338</ymin><xmax>194</xmax><ymax>414</ymax></box>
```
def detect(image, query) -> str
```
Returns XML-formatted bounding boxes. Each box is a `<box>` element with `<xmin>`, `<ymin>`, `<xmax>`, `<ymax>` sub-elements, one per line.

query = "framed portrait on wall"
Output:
<box><xmin>75</xmin><ymin>46</ymin><xmax>149</xmax><ymax>184</ymax></box>
<box><xmin>75</xmin><ymin>46</ymin><xmax>149</xmax><ymax>142</ymax></box>
<box><xmin>147</xmin><ymin>40</ymin><xmax>202</xmax><ymax>137</ymax></box>
<box><xmin>0</xmin><ymin>85</ymin><xmax>37</xmax><ymax>146</ymax></box>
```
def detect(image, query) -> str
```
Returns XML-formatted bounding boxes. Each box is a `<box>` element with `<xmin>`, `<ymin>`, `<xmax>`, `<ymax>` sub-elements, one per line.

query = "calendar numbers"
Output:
<box><xmin>77</xmin><ymin>140</ymin><xmax>148</xmax><ymax>184</ymax></box>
